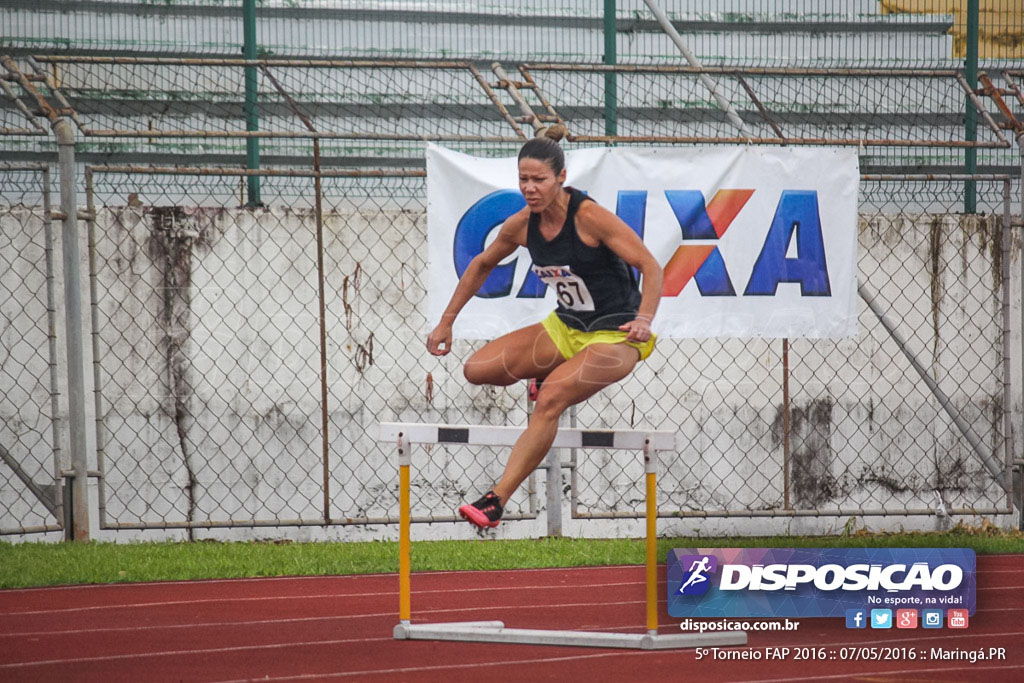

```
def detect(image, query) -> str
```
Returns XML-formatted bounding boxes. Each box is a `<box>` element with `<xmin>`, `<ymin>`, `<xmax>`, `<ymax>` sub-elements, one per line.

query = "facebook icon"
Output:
<box><xmin>845</xmin><ymin>609</ymin><xmax>867</xmax><ymax>629</ymax></box>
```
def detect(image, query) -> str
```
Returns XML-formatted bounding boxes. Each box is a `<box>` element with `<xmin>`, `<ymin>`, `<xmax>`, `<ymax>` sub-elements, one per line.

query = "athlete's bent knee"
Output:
<box><xmin>462</xmin><ymin>362</ymin><xmax>489</xmax><ymax>385</ymax></box>
<box><xmin>463</xmin><ymin>360</ymin><xmax>515</xmax><ymax>386</ymax></box>
<box><xmin>533</xmin><ymin>387</ymin><xmax>571</xmax><ymax>420</ymax></box>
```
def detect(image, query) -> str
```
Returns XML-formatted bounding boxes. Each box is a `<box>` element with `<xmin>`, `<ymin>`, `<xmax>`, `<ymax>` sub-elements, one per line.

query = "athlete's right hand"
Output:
<box><xmin>426</xmin><ymin>322</ymin><xmax>453</xmax><ymax>356</ymax></box>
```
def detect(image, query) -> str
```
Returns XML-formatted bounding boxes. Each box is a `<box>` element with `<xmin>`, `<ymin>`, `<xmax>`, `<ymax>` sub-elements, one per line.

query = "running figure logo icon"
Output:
<box><xmin>677</xmin><ymin>555</ymin><xmax>718</xmax><ymax>596</ymax></box>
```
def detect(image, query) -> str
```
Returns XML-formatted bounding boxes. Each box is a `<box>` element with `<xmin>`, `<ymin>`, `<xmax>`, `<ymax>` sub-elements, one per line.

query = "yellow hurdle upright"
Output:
<box><xmin>382</xmin><ymin>422</ymin><xmax>747</xmax><ymax>650</ymax></box>
<box><xmin>645</xmin><ymin>445</ymin><xmax>659</xmax><ymax>635</ymax></box>
<box><xmin>398</xmin><ymin>432</ymin><xmax>411</xmax><ymax>623</ymax></box>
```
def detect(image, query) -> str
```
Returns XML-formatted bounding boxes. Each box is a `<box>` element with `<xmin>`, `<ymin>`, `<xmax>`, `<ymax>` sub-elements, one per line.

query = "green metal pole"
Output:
<box><xmin>243</xmin><ymin>0</ymin><xmax>261</xmax><ymax>206</ymax></box>
<box><xmin>964</xmin><ymin>0</ymin><xmax>979</xmax><ymax>213</ymax></box>
<box><xmin>603</xmin><ymin>0</ymin><xmax>617</xmax><ymax>137</ymax></box>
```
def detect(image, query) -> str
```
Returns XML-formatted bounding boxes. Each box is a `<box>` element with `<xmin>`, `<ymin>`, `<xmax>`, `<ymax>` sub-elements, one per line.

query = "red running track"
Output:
<box><xmin>0</xmin><ymin>555</ymin><xmax>1021</xmax><ymax>682</ymax></box>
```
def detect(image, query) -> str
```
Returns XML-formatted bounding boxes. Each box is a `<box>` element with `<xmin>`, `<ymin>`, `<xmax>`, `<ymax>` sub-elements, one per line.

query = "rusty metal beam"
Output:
<box><xmin>85</xmin><ymin>164</ymin><xmax>425</xmax><ymax>177</ymax></box>
<box><xmin>524</xmin><ymin>63</ymin><xmax>964</xmax><ymax>78</ymax></box>
<box><xmin>27</xmin><ymin>56</ymin><xmax>83</xmax><ymax>131</ymax></box>
<box><xmin>9</xmin><ymin>55</ymin><xmax>1017</xmax><ymax>151</ymax></box>
<box><xmin>0</xmin><ymin>127</ymin><xmax>48</xmax><ymax>136</ymax></box>
<box><xmin>491</xmin><ymin>62</ymin><xmax>542</xmax><ymax>134</ymax></box>
<box><xmin>567</xmin><ymin>134</ymin><xmax>1008</xmax><ymax>148</ymax></box>
<box><xmin>861</xmin><ymin>173</ymin><xmax>1013</xmax><ymax>181</ymax></box>
<box><xmin>467</xmin><ymin>63</ymin><xmax>527</xmax><ymax>140</ymax></box>
<box><xmin>0</xmin><ymin>78</ymin><xmax>48</xmax><ymax>132</ymax></box>
<box><xmin>978</xmin><ymin>73</ymin><xmax>1024</xmax><ymax>135</ymax></box>
<box><xmin>1</xmin><ymin>55</ymin><xmax>59</xmax><ymax>123</ymax></box>
<box><xmin>997</xmin><ymin>71</ymin><xmax>1024</xmax><ymax>131</ymax></box>
<box><xmin>64</xmin><ymin>128</ymin><xmax>1010</xmax><ymax>148</ymax></box>
<box><xmin>78</xmin><ymin>129</ymin><xmax>526</xmax><ymax>142</ymax></box>
<box><xmin>734</xmin><ymin>73</ymin><xmax>786</xmax><ymax>142</ymax></box>
<box><xmin>33</xmin><ymin>55</ymin><xmax>474</xmax><ymax>70</ymax></box>
<box><xmin>517</xmin><ymin>66</ymin><xmax>566</xmax><ymax>128</ymax></box>
<box><xmin>259</xmin><ymin>64</ymin><xmax>318</xmax><ymax>135</ymax></box>
<box><xmin>955</xmin><ymin>71</ymin><xmax>1009</xmax><ymax>145</ymax></box>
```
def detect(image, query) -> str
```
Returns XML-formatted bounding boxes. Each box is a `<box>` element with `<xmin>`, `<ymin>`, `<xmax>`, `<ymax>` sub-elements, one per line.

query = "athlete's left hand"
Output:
<box><xmin>619</xmin><ymin>316</ymin><xmax>652</xmax><ymax>342</ymax></box>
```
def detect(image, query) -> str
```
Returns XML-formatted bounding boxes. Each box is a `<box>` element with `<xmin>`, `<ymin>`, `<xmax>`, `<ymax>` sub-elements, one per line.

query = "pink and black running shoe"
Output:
<box><xmin>528</xmin><ymin>378</ymin><xmax>543</xmax><ymax>401</ymax></box>
<box><xmin>458</xmin><ymin>491</ymin><xmax>503</xmax><ymax>529</ymax></box>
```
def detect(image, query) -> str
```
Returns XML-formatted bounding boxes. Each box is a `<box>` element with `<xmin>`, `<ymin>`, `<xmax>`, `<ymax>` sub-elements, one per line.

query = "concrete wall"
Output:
<box><xmin>1</xmin><ymin>201</ymin><xmax>1021</xmax><ymax>540</ymax></box>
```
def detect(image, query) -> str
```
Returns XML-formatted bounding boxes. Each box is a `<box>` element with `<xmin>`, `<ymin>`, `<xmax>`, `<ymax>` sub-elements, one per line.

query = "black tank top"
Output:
<box><xmin>526</xmin><ymin>187</ymin><xmax>642</xmax><ymax>332</ymax></box>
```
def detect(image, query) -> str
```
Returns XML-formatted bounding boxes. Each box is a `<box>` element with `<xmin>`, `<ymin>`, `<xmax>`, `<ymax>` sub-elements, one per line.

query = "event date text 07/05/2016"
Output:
<box><xmin>696</xmin><ymin>646</ymin><xmax>1008</xmax><ymax>662</ymax></box>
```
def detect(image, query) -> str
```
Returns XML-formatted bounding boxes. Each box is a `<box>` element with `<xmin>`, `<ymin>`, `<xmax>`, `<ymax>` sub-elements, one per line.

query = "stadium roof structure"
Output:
<box><xmin>2</xmin><ymin>54</ymin><xmax>1022</xmax><ymax>175</ymax></box>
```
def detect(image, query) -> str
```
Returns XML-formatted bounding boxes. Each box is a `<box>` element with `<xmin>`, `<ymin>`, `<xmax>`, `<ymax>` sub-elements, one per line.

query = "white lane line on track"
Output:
<box><xmin>0</xmin><ymin>635</ymin><xmax>397</xmax><ymax>669</ymax></box>
<box><xmin>3</xmin><ymin>561</ymin><xmax>1014</xmax><ymax>595</ymax></box>
<box><xmin>1</xmin><ymin>624</ymin><xmax>1020</xmax><ymax>670</ymax></box>
<box><xmin>212</xmin><ymin>651</ymin><xmax>650</xmax><ymax>682</ymax></box>
<box><xmin>0</xmin><ymin>602</ymin><xmax>638</xmax><ymax>643</ymax></box>
<box><xmin>762</xmin><ymin>629</ymin><xmax>1024</xmax><ymax>650</ymax></box>
<box><xmin>0</xmin><ymin>565</ymin><xmax>647</xmax><ymax>594</ymax></box>
<box><xmin>2</xmin><ymin>603</ymin><xmax>1022</xmax><ymax>640</ymax></box>
<box><xmin>733</xmin><ymin>662</ymin><xmax>1024</xmax><ymax>683</ymax></box>
<box><xmin>6</xmin><ymin>579</ymin><xmax>1020</xmax><ymax>617</ymax></box>
<box><xmin>0</xmin><ymin>602</ymin><xmax>643</xmax><ymax>638</ymax></box>
<box><xmin>0</xmin><ymin>580</ymin><xmax>643</xmax><ymax>616</ymax></box>
<box><xmin>213</xmin><ymin>654</ymin><xmax>1024</xmax><ymax>682</ymax></box>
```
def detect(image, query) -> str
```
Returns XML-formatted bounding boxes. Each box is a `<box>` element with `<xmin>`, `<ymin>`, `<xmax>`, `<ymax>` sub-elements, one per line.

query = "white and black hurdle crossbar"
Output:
<box><xmin>378</xmin><ymin>422</ymin><xmax>747</xmax><ymax>650</ymax></box>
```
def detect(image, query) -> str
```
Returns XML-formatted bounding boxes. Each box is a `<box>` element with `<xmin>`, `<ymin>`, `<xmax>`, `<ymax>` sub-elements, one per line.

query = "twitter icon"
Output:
<box><xmin>870</xmin><ymin>609</ymin><xmax>893</xmax><ymax>629</ymax></box>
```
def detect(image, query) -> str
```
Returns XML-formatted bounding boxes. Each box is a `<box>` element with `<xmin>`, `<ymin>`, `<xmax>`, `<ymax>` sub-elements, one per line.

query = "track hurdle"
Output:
<box><xmin>378</xmin><ymin>422</ymin><xmax>748</xmax><ymax>650</ymax></box>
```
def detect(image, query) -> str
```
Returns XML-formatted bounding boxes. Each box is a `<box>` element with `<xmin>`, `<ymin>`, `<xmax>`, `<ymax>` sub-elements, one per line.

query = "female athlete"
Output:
<box><xmin>426</xmin><ymin>127</ymin><xmax>663</xmax><ymax>529</ymax></box>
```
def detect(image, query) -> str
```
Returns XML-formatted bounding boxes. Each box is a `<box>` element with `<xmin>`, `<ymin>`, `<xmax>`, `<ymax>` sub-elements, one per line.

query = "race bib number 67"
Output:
<box><xmin>531</xmin><ymin>264</ymin><xmax>595</xmax><ymax>311</ymax></box>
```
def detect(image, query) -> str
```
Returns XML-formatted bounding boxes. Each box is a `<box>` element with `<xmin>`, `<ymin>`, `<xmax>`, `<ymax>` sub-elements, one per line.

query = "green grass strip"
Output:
<box><xmin>1</xmin><ymin>526</ymin><xmax>1021</xmax><ymax>590</ymax></box>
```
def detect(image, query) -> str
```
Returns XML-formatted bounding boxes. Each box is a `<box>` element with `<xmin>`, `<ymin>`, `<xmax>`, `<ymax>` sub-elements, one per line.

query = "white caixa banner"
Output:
<box><xmin>426</xmin><ymin>144</ymin><xmax>859</xmax><ymax>339</ymax></box>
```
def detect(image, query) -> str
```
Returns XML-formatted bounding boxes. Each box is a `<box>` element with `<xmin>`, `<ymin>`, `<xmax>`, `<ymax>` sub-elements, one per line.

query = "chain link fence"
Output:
<box><xmin>572</xmin><ymin>176</ymin><xmax>1016</xmax><ymax>525</ymax></box>
<box><xmin>60</xmin><ymin>165</ymin><xmax>1016</xmax><ymax>538</ymax></box>
<box><xmin>1</xmin><ymin>162</ymin><xmax>1021</xmax><ymax>539</ymax></box>
<box><xmin>81</xmin><ymin>167</ymin><xmax>553</xmax><ymax>534</ymax></box>
<box><xmin>0</xmin><ymin>162</ymin><xmax>64</xmax><ymax>536</ymax></box>
<box><xmin>5</xmin><ymin>1</ymin><xmax>1021</xmax><ymax>66</ymax></box>
<box><xmin>1</xmin><ymin>51</ymin><xmax>1022</xmax><ymax>538</ymax></box>
<box><xmin>10</xmin><ymin>55</ymin><xmax>1022</xmax><ymax>189</ymax></box>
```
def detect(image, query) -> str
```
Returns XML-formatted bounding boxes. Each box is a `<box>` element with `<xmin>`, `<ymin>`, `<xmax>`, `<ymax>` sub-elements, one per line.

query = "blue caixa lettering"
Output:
<box><xmin>743</xmin><ymin>191</ymin><xmax>831</xmax><ymax>297</ymax></box>
<box><xmin>450</xmin><ymin>189</ymin><xmax>831</xmax><ymax>298</ymax></box>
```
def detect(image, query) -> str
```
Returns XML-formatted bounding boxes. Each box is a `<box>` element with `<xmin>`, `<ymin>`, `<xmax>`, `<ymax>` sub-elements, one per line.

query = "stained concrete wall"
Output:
<box><xmin>1</xmin><ymin>203</ymin><xmax>1021</xmax><ymax>540</ymax></box>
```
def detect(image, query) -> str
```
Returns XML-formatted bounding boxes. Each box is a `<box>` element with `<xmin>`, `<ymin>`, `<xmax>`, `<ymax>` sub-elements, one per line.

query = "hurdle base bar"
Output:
<box><xmin>393</xmin><ymin>621</ymin><xmax>747</xmax><ymax>650</ymax></box>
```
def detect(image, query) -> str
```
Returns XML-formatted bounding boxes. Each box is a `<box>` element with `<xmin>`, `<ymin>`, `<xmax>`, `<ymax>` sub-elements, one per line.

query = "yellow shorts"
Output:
<box><xmin>541</xmin><ymin>311</ymin><xmax>656</xmax><ymax>362</ymax></box>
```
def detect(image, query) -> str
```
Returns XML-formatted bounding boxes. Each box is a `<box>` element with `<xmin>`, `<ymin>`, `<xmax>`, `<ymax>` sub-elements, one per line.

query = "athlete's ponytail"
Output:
<box><xmin>518</xmin><ymin>123</ymin><xmax>568</xmax><ymax>174</ymax></box>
